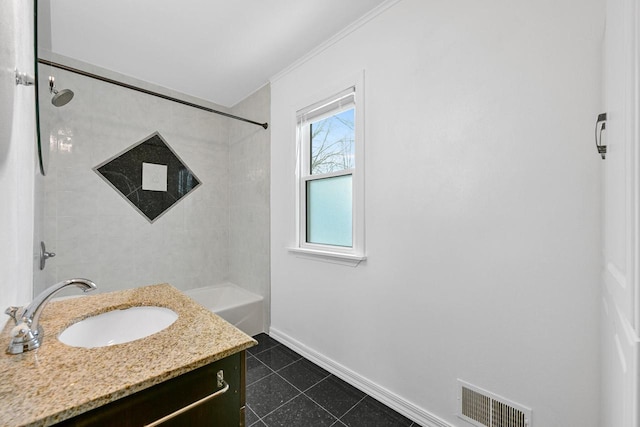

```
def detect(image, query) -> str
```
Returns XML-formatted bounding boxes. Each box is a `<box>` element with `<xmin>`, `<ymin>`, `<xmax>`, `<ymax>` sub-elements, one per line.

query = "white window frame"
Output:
<box><xmin>289</xmin><ymin>73</ymin><xmax>366</xmax><ymax>266</ymax></box>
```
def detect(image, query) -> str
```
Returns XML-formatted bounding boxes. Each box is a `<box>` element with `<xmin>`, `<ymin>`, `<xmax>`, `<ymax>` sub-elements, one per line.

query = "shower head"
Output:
<box><xmin>49</xmin><ymin>76</ymin><xmax>74</xmax><ymax>107</ymax></box>
<box><xmin>51</xmin><ymin>88</ymin><xmax>74</xmax><ymax>107</ymax></box>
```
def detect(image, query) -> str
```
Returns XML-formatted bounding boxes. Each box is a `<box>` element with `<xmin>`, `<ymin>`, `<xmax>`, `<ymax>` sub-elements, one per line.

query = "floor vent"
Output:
<box><xmin>457</xmin><ymin>380</ymin><xmax>532</xmax><ymax>427</ymax></box>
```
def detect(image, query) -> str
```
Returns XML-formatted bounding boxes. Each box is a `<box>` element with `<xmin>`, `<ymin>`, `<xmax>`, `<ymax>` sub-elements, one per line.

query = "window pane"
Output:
<box><xmin>306</xmin><ymin>175</ymin><xmax>352</xmax><ymax>247</ymax></box>
<box><xmin>310</xmin><ymin>108</ymin><xmax>355</xmax><ymax>175</ymax></box>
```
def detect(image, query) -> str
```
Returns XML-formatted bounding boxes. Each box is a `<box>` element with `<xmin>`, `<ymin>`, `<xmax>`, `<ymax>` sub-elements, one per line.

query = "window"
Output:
<box><xmin>292</xmin><ymin>81</ymin><xmax>365</xmax><ymax>264</ymax></box>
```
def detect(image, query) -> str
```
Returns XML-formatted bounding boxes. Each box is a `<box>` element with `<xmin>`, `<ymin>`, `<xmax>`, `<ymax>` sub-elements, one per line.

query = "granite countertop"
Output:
<box><xmin>0</xmin><ymin>283</ymin><xmax>256</xmax><ymax>427</ymax></box>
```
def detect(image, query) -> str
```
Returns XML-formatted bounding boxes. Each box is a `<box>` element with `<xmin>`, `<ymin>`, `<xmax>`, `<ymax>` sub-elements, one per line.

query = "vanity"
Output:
<box><xmin>0</xmin><ymin>284</ymin><xmax>256</xmax><ymax>426</ymax></box>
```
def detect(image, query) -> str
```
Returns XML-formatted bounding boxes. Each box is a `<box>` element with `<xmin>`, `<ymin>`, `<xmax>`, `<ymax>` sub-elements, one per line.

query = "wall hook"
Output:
<box><xmin>595</xmin><ymin>113</ymin><xmax>607</xmax><ymax>160</ymax></box>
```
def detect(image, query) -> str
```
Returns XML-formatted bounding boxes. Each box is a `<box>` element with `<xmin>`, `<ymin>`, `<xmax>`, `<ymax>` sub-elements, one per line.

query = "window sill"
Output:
<box><xmin>287</xmin><ymin>247</ymin><xmax>366</xmax><ymax>267</ymax></box>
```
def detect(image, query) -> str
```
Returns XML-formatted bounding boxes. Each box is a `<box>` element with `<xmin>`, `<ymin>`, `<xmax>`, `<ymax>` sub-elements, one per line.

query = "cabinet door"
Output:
<box><xmin>58</xmin><ymin>351</ymin><xmax>245</xmax><ymax>427</ymax></box>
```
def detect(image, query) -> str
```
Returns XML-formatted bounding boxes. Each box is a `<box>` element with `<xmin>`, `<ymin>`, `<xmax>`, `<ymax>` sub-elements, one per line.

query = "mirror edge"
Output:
<box><xmin>34</xmin><ymin>0</ymin><xmax>45</xmax><ymax>176</ymax></box>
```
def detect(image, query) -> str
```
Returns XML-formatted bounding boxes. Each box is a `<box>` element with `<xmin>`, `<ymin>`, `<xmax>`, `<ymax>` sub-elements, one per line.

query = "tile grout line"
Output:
<box><xmin>249</xmin><ymin>367</ymin><xmax>338</xmax><ymax>425</ymax></box>
<box><xmin>249</xmin><ymin>353</ymin><xmax>363</xmax><ymax>425</ymax></box>
<box><xmin>248</xmin><ymin>337</ymin><xmax>301</xmax><ymax>426</ymax></box>
<box><xmin>246</xmin><ymin>359</ymin><xmax>276</xmax><ymax>387</ymax></box>
<box><xmin>334</xmin><ymin>394</ymin><xmax>367</xmax><ymax>425</ymax></box>
<box><xmin>300</xmin><ymin>389</ymin><xmax>350</xmax><ymax>425</ymax></box>
<box><xmin>295</xmin><ymin>372</ymin><xmax>332</xmax><ymax>393</ymax></box>
<box><xmin>251</xmin><ymin>389</ymin><xmax>304</xmax><ymax>425</ymax></box>
<box><xmin>248</xmin><ymin>341</ymin><xmax>282</xmax><ymax>358</ymax></box>
<box><xmin>274</xmin><ymin>370</ymin><xmax>341</xmax><ymax>423</ymax></box>
<box><xmin>248</xmin><ymin>336</ymin><xmax>421</xmax><ymax>427</ymax></box>
<box><xmin>246</xmin><ymin>406</ymin><xmax>264</xmax><ymax>427</ymax></box>
<box><xmin>251</xmin><ymin>344</ymin><xmax>303</xmax><ymax>374</ymax></box>
<box><xmin>247</xmin><ymin>367</ymin><xmax>309</xmax><ymax>424</ymax></box>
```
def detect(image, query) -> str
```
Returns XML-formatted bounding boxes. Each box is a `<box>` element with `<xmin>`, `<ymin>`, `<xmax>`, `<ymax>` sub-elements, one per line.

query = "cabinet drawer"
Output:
<box><xmin>57</xmin><ymin>351</ymin><xmax>245</xmax><ymax>427</ymax></box>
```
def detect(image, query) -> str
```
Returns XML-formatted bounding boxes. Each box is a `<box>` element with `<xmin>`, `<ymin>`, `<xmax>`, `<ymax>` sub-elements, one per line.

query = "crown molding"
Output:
<box><xmin>270</xmin><ymin>0</ymin><xmax>402</xmax><ymax>83</ymax></box>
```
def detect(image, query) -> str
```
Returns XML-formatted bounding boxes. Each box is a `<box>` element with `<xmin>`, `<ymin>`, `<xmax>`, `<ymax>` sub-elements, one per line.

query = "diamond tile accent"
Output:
<box><xmin>94</xmin><ymin>132</ymin><xmax>200</xmax><ymax>222</ymax></box>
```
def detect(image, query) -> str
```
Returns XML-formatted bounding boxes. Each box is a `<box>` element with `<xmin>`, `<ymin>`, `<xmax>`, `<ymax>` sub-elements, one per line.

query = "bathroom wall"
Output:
<box><xmin>229</xmin><ymin>84</ymin><xmax>271</xmax><ymax>327</ymax></box>
<box><xmin>38</xmin><ymin>64</ymin><xmax>230</xmax><ymax>295</ymax></box>
<box><xmin>270</xmin><ymin>0</ymin><xmax>603</xmax><ymax>426</ymax></box>
<box><xmin>0</xmin><ymin>0</ymin><xmax>36</xmax><ymax>310</ymax></box>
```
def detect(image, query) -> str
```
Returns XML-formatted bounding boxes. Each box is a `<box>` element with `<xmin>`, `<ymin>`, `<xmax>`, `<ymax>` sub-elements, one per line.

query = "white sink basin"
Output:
<box><xmin>58</xmin><ymin>306</ymin><xmax>178</xmax><ymax>348</ymax></box>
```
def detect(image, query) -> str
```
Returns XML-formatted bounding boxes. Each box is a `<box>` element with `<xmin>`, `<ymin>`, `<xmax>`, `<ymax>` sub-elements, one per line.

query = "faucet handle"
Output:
<box><xmin>7</xmin><ymin>322</ymin><xmax>40</xmax><ymax>354</ymax></box>
<box><xmin>10</xmin><ymin>323</ymin><xmax>30</xmax><ymax>339</ymax></box>
<box><xmin>5</xmin><ymin>306</ymin><xmax>21</xmax><ymax>323</ymax></box>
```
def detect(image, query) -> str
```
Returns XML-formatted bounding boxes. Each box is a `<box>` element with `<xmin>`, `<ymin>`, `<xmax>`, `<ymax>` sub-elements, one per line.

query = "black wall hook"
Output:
<box><xmin>595</xmin><ymin>113</ymin><xmax>607</xmax><ymax>160</ymax></box>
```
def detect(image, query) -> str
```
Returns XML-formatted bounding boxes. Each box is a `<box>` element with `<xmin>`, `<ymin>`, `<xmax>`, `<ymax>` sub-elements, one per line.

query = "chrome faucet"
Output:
<box><xmin>4</xmin><ymin>278</ymin><xmax>97</xmax><ymax>354</ymax></box>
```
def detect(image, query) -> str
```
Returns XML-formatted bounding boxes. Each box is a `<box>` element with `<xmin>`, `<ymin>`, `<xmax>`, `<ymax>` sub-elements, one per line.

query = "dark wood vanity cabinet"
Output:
<box><xmin>57</xmin><ymin>351</ymin><xmax>246</xmax><ymax>427</ymax></box>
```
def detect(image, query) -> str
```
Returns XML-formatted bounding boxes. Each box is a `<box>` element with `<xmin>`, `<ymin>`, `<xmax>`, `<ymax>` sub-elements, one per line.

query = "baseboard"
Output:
<box><xmin>269</xmin><ymin>328</ymin><xmax>453</xmax><ymax>427</ymax></box>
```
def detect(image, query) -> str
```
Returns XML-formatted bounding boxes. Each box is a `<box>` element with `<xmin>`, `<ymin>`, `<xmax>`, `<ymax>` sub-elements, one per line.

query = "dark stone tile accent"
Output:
<box><xmin>305</xmin><ymin>375</ymin><xmax>365</xmax><ymax>419</ymax></box>
<box><xmin>262</xmin><ymin>394</ymin><xmax>337</xmax><ymax>427</ymax></box>
<box><xmin>247</xmin><ymin>355</ymin><xmax>274</xmax><ymax>385</ymax></box>
<box><xmin>341</xmin><ymin>396</ymin><xmax>414</xmax><ymax>427</ymax></box>
<box><xmin>254</xmin><ymin>344</ymin><xmax>302</xmax><ymax>372</ymax></box>
<box><xmin>249</xmin><ymin>333</ymin><xmax>281</xmax><ymax>356</ymax></box>
<box><xmin>278</xmin><ymin>358</ymin><xmax>331</xmax><ymax>392</ymax></box>
<box><xmin>250</xmin><ymin>421</ymin><xmax>267</xmax><ymax>427</ymax></box>
<box><xmin>94</xmin><ymin>131</ymin><xmax>200</xmax><ymax>222</ymax></box>
<box><xmin>246</xmin><ymin>373</ymin><xmax>300</xmax><ymax>418</ymax></box>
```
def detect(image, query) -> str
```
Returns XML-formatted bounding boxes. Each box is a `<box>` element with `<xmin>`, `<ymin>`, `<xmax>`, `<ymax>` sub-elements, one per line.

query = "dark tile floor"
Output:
<box><xmin>246</xmin><ymin>333</ymin><xmax>421</xmax><ymax>427</ymax></box>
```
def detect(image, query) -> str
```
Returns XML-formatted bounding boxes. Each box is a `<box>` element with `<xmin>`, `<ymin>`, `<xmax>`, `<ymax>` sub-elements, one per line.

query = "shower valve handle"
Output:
<box><xmin>39</xmin><ymin>241</ymin><xmax>56</xmax><ymax>270</ymax></box>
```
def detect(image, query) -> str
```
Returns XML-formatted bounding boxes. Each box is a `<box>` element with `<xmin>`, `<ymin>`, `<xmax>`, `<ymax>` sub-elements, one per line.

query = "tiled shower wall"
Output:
<box><xmin>229</xmin><ymin>85</ymin><xmax>271</xmax><ymax>327</ymax></box>
<box><xmin>38</xmin><ymin>66</ymin><xmax>231</xmax><ymax>295</ymax></box>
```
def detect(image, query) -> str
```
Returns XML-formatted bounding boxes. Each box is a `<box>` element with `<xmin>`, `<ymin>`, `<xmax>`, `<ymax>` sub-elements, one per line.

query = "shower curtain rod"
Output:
<box><xmin>38</xmin><ymin>59</ymin><xmax>269</xmax><ymax>129</ymax></box>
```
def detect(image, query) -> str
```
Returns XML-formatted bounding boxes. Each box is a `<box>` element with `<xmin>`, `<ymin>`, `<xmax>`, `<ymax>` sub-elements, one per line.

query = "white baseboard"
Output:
<box><xmin>269</xmin><ymin>327</ymin><xmax>453</xmax><ymax>427</ymax></box>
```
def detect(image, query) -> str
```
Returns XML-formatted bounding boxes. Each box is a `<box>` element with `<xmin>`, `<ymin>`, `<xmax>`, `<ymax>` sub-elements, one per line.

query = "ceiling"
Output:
<box><xmin>45</xmin><ymin>0</ymin><xmax>389</xmax><ymax>107</ymax></box>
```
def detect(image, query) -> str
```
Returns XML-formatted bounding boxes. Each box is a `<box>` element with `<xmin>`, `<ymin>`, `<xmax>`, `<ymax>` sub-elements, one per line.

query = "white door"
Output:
<box><xmin>600</xmin><ymin>0</ymin><xmax>640</xmax><ymax>426</ymax></box>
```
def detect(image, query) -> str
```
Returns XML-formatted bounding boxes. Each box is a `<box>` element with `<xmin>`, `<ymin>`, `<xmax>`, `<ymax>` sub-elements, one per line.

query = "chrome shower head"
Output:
<box><xmin>49</xmin><ymin>76</ymin><xmax>74</xmax><ymax>107</ymax></box>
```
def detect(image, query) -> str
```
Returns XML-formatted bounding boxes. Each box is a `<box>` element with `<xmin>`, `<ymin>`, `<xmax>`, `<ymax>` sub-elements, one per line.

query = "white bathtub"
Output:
<box><xmin>185</xmin><ymin>283</ymin><xmax>264</xmax><ymax>337</ymax></box>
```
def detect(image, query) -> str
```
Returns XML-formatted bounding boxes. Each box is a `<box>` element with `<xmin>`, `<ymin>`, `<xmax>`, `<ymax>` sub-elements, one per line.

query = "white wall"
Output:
<box><xmin>270</xmin><ymin>1</ymin><xmax>603</xmax><ymax>426</ymax></box>
<box><xmin>229</xmin><ymin>84</ymin><xmax>271</xmax><ymax>328</ymax></box>
<box><xmin>38</xmin><ymin>66</ymin><xmax>230</xmax><ymax>295</ymax></box>
<box><xmin>0</xmin><ymin>0</ymin><xmax>36</xmax><ymax>310</ymax></box>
